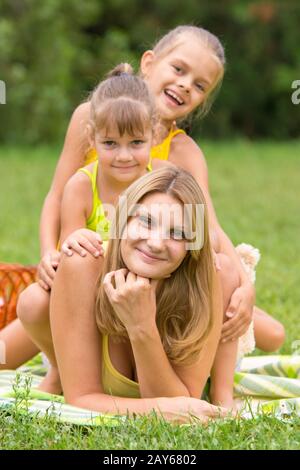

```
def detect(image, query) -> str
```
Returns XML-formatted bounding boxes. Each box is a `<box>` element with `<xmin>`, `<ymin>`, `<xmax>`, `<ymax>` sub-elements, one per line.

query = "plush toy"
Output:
<box><xmin>235</xmin><ymin>243</ymin><xmax>261</xmax><ymax>360</ymax></box>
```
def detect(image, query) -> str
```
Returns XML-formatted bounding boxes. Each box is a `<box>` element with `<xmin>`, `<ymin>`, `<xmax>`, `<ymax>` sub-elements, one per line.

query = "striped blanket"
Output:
<box><xmin>0</xmin><ymin>355</ymin><xmax>300</xmax><ymax>425</ymax></box>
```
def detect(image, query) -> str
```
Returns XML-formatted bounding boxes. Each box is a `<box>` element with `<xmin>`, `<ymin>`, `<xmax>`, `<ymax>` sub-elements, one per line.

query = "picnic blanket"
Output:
<box><xmin>0</xmin><ymin>354</ymin><xmax>300</xmax><ymax>425</ymax></box>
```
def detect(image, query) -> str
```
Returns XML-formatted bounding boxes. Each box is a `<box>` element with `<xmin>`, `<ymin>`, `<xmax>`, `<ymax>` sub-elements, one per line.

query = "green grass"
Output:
<box><xmin>0</xmin><ymin>140</ymin><xmax>300</xmax><ymax>449</ymax></box>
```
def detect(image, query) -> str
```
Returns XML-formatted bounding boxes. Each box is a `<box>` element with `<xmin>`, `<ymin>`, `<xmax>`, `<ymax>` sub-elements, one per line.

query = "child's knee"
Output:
<box><xmin>265</xmin><ymin>322</ymin><xmax>285</xmax><ymax>352</ymax></box>
<box><xmin>218</xmin><ymin>254</ymin><xmax>240</xmax><ymax>303</ymax></box>
<box><xmin>17</xmin><ymin>282</ymin><xmax>50</xmax><ymax>326</ymax></box>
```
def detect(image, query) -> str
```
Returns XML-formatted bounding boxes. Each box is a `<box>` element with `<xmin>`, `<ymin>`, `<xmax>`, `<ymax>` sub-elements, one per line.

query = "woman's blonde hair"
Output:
<box><xmin>150</xmin><ymin>25</ymin><xmax>226</xmax><ymax>124</ymax></box>
<box><xmin>88</xmin><ymin>62</ymin><xmax>157</xmax><ymax>138</ymax></box>
<box><xmin>95</xmin><ymin>166</ymin><xmax>216</xmax><ymax>366</ymax></box>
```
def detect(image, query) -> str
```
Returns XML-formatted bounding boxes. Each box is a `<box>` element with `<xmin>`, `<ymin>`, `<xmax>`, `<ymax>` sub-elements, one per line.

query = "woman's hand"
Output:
<box><xmin>157</xmin><ymin>396</ymin><xmax>229</xmax><ymax>424</ymax></box>
<box><xmin>221</xmin><ymin>281</ymin><xmax>255</xmax><ymax>342</ymax></box>
<box><xmin>212</xmin><ymin>250</ymin><xmax>221</xmax><ymax>271</ymax></box>
<box><xmin>61</xmin><ymin>228</ymin><xmax>104</xmax><ymax>258</ymax></box>
<box><xmin>103</xmin><ymin>269</ymin><xmax>158</xmax><ymax>333</ymax></box>
<box><xmin>37</xmin><ymin>249</ymin><xmax>61</xmax><ymax>290</ymax></box>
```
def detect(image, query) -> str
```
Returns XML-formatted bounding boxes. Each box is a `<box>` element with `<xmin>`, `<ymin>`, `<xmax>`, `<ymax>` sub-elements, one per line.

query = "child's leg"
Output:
<box><xmin>17</xmin><ymin>283</ymin><xmax>62</xmax><ymax>394</ymax></box>
<box><xmin>0</xmin><ymin>319</ymin><xmax>39</xmax><ymax>369</ymax></box>
<box><xmin>211</xmin><ymin>233</ymin><xmax>285</xmax><ymax>351</ymax></box>
<box><xmin>210</xmin><ymin>254</ymin><xmax>240</xmax><ymax>409</ymax></box>
<box><xmin>253</xmin><ymin>306</ymin><xmax>285</xmax><ymax>352</ymax></box>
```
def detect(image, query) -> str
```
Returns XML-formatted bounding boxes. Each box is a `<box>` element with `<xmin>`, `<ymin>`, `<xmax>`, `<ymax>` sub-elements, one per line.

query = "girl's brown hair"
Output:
<box><xmin>88</xmin><ymin>62</ymin><xmax>156</xmax><ymax>138</ymax></box>
<box><xmin>95</xmin><ymin>166</ymin><xmax>216</xmax><ymax>366</ymax></box>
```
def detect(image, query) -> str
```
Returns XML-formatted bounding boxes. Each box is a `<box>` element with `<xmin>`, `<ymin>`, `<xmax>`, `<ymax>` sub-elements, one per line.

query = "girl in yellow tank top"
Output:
<box><xmin>16</xmin><ymin>64</ymin><xmax>161</xmax><ymax>396</ymax></box>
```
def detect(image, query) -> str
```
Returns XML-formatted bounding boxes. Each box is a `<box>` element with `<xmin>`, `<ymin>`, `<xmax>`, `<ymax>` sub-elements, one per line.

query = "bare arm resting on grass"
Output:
<box><xmin>50</xmin><ymin>253</ymin><xmax>225</xmax><ymax>422</ymax></box>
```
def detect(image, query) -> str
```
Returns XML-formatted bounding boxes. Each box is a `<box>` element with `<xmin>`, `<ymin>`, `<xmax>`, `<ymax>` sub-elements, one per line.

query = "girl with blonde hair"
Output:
<box><xmin>49</xmin><ymin>165</ymin><xmax>234</xmax><ymax>420</ymax></box>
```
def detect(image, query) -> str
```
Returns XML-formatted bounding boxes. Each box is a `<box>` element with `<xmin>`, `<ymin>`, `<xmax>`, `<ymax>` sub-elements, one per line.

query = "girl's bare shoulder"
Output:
<box><xmin>64</xmin><ymin>162</ymin><xmax>95</xmax><ymax>196</ymax></box>
<box><xmin>72</xmin><ymin>101</ymin><xmax>91</xmax><ymax>122</ymax></box>
<box><xmin>169</xmin><ymin>132</ymin><xmax>208</xmax><ymax>173</ymax></box>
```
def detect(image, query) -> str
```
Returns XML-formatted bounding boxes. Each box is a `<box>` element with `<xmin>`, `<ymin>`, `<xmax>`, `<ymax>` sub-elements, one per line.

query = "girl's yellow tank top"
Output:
<box><xmin>84</xmin><ymin>127</ymin><xmax>186</xmax><ymax>165</ymax></box>
<box><xmin>102</xmin><ymin>335</ymin><xmax>140</xmax><ymax>398</ymax></box>
<box><xmin>78</xmin><ymin>161</ymin><xmax>111</xmax><ymax>241</ymax></box>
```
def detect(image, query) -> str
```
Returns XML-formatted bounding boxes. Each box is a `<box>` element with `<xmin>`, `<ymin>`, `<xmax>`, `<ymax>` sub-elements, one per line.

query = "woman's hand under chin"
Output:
<box><xmin>103</xmin><ymin>269</ymin><xmax>159</xmax><ymax>335</ymax></box>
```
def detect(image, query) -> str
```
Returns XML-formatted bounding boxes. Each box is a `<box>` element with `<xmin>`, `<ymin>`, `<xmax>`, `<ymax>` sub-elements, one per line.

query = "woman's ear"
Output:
<box><xmin>140</xmin><ymin>50</ymin><xmax>155</xmax><ymax>78</ymax></box>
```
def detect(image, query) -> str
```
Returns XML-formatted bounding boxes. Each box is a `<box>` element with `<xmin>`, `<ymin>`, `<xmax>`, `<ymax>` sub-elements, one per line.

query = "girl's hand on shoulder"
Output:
<box><xmin>103</xmin><ymin>269</ymin><xmax>158</xmax><ymax>333</ymax></box>
<box><xmin>61</xmin><ymin>228</ymin><xmax>104</xmax><ymax>258</ymax></box>
<box><xmin>221</xmin><ymin>281</ymin><xmax>255</xmax><ymax>342</ymax></box>
<box><xmin>37</xmin><ymin>249</ymin><xmax>61</xmax><ymax>291</ymax></box>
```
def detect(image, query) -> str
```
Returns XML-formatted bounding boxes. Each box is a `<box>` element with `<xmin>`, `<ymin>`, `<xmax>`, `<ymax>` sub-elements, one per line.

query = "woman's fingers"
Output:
<box><xmin>126</xmin><ymin>271</ymin><xmax>137</xmax><ymax>285</ymax></box>
<box><xmin>114</xmin><ymin>269</ymin><xmax>127</xmax><ymax>288</ymax></box>
<box><xmin>204</xmin><ymin>403</ymin><xmax>228</xmax><ymax>418</ymax></box>
<box><xmin>38</xmin><ymin>279</ymin><xmax>50</xmax><ymax>291</ymax></box>
<box><xmin>103</xmin><ymin>271</ymin><xmax>116</xmax><ymax>299</ymax></box>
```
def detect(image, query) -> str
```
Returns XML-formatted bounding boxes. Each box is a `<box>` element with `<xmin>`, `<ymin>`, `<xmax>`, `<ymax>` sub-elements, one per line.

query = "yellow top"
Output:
<box><xmin>84</xmin><ymin>127</ymin><xmax>186</xmax><ymax>165</ymax></box>
<box><xmin>78</xmin><ymin>161</ymin><xmax>111</xmax><ymax>241</ymax></box>
<box><xmin>102</xmin><ymin>335</ymin><xmax>140</xmax><ymax>398</ymax></box>
<box><xmin>150</xmin><ymin>127</ymin><xmax>186</xmax><ymax>161</ymax></box>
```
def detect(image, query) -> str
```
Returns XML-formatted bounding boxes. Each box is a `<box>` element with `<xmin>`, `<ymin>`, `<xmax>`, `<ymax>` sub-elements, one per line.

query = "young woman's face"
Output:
<box><xmin>141</xmin><ymin>38</ymin><xmax>221</xmax><ymax>124</ymax></box>
<box><xmin>94</xmin><ymin>126</ymin><xmax>152</xmax><ymax>185</ymax></box>
<box><xmin>120</xmin><ymin>192</ymin><xmax>188</xmax><ymax>279</ymax></box>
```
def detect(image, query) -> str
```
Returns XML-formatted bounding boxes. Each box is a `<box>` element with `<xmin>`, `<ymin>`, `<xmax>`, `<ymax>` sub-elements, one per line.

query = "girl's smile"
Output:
<box><xmin>141</xmin><ymin>39</ymin><xmax>222</xmax><ymax>125</ymax></box>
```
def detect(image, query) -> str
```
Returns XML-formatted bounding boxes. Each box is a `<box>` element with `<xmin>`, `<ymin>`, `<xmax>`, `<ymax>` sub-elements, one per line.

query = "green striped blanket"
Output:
<box><xmin>1</xmin><ymin>355</ymin><xmax>300</xmax><ymax>424</ymax></box>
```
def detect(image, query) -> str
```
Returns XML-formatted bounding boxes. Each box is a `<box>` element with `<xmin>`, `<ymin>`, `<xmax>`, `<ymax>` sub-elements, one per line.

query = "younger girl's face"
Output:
<box><xmin>141</xmin><ymin>38</ymin><xmax>222</xmax><ymax>124</ymax></box>
<box><xmin>94</xmin><ymin>126</ymin><xmax>152</xmax><ymax>185</ymax></box>
<box><xmin>120</xmin><ymin>192</ymin><xmax>188</xmax><ymax>279</ymax></box>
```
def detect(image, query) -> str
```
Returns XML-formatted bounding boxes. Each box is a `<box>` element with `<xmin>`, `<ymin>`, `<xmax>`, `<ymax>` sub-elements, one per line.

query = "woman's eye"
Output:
<box><xmin>138</xmin><ymin>215</ymin><xmax>151</xmax><ymax>227</ymax></box>
<box><xmin>170</xmin><ymin>228</ymin><xmax>185</xmax><ymax>240</ymax></box>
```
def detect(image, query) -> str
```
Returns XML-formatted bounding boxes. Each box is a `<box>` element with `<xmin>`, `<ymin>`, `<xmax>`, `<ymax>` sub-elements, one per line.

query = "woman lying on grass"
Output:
<box><xmin>49</xmin><ymin>166</ymin><xmax>233</xmax><ymax>423</ymax></box>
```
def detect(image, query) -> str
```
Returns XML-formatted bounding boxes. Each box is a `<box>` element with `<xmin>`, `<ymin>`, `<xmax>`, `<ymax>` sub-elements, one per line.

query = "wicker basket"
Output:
<box><xmin>0</xmin><ymin>263</ymin><xmax>37</xmax><ymax>330</ymax></box>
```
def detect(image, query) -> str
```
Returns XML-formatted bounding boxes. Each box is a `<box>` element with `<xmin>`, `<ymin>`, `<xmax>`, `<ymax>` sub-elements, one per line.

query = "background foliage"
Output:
<box><xmin>0</xmin><ymin>0</ymin><xmax>299</xmax><ymax>143</ymax></box>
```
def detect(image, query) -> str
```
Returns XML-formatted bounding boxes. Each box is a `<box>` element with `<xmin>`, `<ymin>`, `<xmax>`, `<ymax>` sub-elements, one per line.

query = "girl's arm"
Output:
<box><xmin>59</xmin><ymin>168</ymin><xmax>103</xmax><ymax>257</ymax></box>
<box><xmin>169</xmin><ymin>135</ymin><xmax>255</xmax><ymax>339</ymax></box>
<box><xmin>40</xmin><ymin>102</ymin><xmax>90</xmax><ymax>256</ymax></box>
<box><xmin>38</xmin><ymin>169</ymin><xmax>93</xmax><ymax>290</ymax></box>
<box><xmin>50</xmin><ymin>253</ymin><xmax>226</xmax><ymax>422</ymax></box>
<box><xmin>59</xmin><ymin>170</ymin><xmax>92</xmax><ymax>245</ymax></box>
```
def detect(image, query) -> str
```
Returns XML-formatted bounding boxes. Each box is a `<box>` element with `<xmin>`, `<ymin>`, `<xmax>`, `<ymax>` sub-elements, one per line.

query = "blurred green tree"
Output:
<box><xmin>0</xmin><ymin>0</ymin><xmax>299</xmax><ymax>143</ymax></box>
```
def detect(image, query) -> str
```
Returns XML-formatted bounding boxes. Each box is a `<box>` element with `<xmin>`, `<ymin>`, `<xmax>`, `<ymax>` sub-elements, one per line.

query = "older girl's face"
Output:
<box><xmin>141</xmin><ymin>37</ymin><xmax>221</xmax><ymax>125</ymax></box>
<box><xmin>120</xmin><ymin>192</ymin><xmax>188</xmax><ymax>279</ymax></box>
